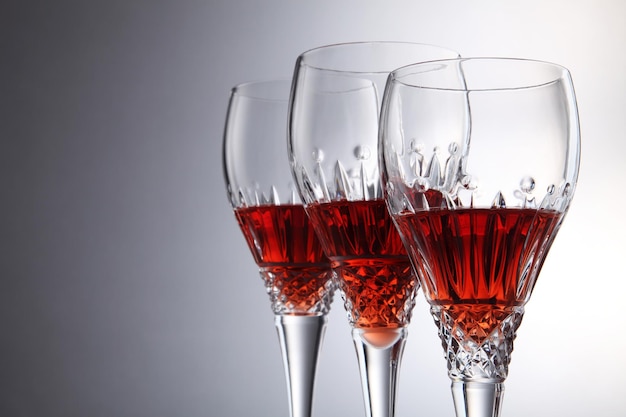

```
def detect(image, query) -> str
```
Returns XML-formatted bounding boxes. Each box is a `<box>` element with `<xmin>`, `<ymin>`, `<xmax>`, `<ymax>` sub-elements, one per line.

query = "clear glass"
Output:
<box><xmin>222</xmin><ymin>79</ymin><xmax>335</xmax><ymax>417</ymax></box>
<box><xmin>379</xmin><ymin>58</ymin><xmax>580</xmax><ymax>417</ymax></box>
<box><xmin>288</xmin><ymin>42</ymin><xmax>460</xmax><ymax>417</ymax></box>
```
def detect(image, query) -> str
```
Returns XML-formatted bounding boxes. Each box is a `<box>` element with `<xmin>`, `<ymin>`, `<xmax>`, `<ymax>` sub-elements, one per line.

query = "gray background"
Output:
<box><xmin>2</xmin><ymin>1</ymin><xmax>624</xmax><ymax>416</ymax></box>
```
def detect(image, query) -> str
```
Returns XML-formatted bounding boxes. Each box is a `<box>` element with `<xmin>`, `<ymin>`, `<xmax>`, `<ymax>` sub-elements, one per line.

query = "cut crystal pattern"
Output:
<box><xmin>234</xmin><ymin>184</ymin><xmax>302</xmax><ymax>208</ymax></box>
<box><xmin>337</xmin><ymin>260</ymin><xmax>418</xmax><ymax>328</ymax></box>
<box><xmin>294</xmin><ymin>145</ymin><xmax>381</xmax><ymax>205</ymax></box>
<box><xmin>384</xmin><ymin>140</ymin><xmax>575</xmax><ymax>214</ymax></box>
<box><xmin>431</xmin><ymin>304</ymin><xmax>524</xmax><ymax>382</ymax></box>
<box><xmin>261</xmin><ymin>267</ymin><xmax>336</xmax><ymax>315</ymax></box>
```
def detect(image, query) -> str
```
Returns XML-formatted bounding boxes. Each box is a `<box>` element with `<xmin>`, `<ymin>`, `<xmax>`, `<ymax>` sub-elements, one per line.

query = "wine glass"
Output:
<box><xmin>222</xmin><ymin>79</ymin><xmax>335</xmax><ymax>417</ymax></box>
<box><xmin>379</xmin><ymin>58</ymin><xmax>580</xmax><ymax>417</ymax></box>
<box><xmin>287</xmin><ymin>42</ymin><xmax>459</xmax><ymax>417</ymax></box>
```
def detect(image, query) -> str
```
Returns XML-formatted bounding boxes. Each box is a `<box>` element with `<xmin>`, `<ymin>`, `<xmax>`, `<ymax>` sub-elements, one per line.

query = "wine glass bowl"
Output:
<box><xmin>222</xmin><ymin>79</ymin><xmax>335</xmax><ymax>417</ymax></box>
<box><xmin>289</xmin><ymin>42</ymin><xmax>460</xmax><ymax>331</ymax></box>
<box><xmin>224</xmin><ymin>79</ymin><xmax>335</xmax><ymax>316</ymax></box>
<box><xmin>288</xmin><ymin>42</ymin><xmax>460</xmax><ymax>417</ymax></box>
<box><xmin>379</xmin><ymin>58</ymin><xmax>580</xmax><ymax>417</ymax></box>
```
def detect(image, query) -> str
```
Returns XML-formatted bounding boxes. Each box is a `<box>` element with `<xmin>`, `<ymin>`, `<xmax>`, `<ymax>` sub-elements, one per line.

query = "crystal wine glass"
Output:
<box><xmin>379</xmin><ymin>58</ymin><xmax>580</xmax><ymax>417</ymax></box>
<box><xmin>222</xmin><ymin>79</ymin><xmax>335</xmax><ymax>417</ymax></box>
<box><xmin>287</xmin><ymin>42</ymin><xmax>459</xmax><ymax>417</ymax></box>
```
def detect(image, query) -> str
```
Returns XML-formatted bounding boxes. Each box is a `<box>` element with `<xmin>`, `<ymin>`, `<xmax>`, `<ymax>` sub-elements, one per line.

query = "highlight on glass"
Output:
<box><xmin>379</xmin><ymin>58</ymin><xmax>580</xmax><ymax>417</ymax></box>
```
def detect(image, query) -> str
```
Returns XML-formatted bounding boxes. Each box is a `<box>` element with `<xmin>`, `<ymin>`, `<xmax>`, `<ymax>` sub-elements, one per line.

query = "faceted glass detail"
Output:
<box><xmin>337</xmin><ymin>259</ymin><xmax>418</xmax><ymax>328</ymax></box>
<box><xmin>295</xmin><ymin>150</ymin><xmax>382</xmax><ymax>205</ymax></box>
<box><xmin>384</xmin><ymin>138</ymin><xmax>576</xmax><ymax>215</ymax></box>
<box><xmin>234</xmin><ymin>201</ymin><xmax>334</xmax><ymax>315</ymax></box>
<box><xmin>235</xmin><ymin>184</ymin><xmax>301</xmax><ymax>208</ymax></box>
<box><xmin>261</xmin><ymin>267</ymin><xmax>335</xmax><ymax>315</ymax></box>
<box><xmin>304</xmin><ymin>198</ymin><xmax>418</xmax><ymax>329</ymax></box>
<box><xmin>431</xmin><ymin>304</ymin><xmax>524</xmax><ymax>382</ymax></box>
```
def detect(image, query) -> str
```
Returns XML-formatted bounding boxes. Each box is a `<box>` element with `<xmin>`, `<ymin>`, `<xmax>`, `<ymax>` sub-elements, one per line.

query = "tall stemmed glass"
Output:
<box><xmin>379</xmin><ymin>58</ymin><xmax>580</xmax><ymax>417</ymax></box>
<box><xmin>223</xmin><ymin>79</ymin><xmax>335</xmax><ymax>417</ymax></box>
<box><xmin>287</xmin><ymin>42</ymin><xmax>459</xmax><ymax>417</ymax></box>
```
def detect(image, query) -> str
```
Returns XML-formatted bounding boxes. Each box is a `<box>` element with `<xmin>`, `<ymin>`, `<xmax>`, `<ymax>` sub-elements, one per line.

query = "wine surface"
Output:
<box><xmin>235</xmin><ymin>204</ymin><xmax>332</xmax><ymax>313</ymax></box>
<box><xmin>306</xmin><ymin>199</ymin><xmax>417</xmax><ymax>328</ymax></box>
<box><xmin>394</xmin><ymin>207</ymin><xmax>563</xmax><ymax>341</ymax></box>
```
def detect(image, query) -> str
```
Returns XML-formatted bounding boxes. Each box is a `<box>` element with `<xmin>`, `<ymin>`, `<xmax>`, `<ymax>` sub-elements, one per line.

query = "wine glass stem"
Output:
<box><xmin>451</xmin><ymin>381</ymin><xmax>505</xmax><ymax>417</ymax></box>
<box><xmin>275</xmin><ymin>314</ymin><xmax>328</xmax><ymax>417</ymax></box>
<box><xmin>352</xmin><ymin>327</ymin><xmax>408</xmax><ymax>417</ymax></box>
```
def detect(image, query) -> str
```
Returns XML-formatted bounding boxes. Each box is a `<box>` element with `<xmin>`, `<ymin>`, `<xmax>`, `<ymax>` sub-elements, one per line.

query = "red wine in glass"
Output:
<box><xmin>235</xmin><ymin>203</ymin><xmax>333</xmax><ymax>313</ymax></box>
<box><xmin>394</xmin><ymin>207</ymin><xmax>563</xmax><ymax>344</ymax></box>
<box><xmin>305</xmin><ymin>199</ymin><xmax>417</xmax><ymax>329</ymax></box>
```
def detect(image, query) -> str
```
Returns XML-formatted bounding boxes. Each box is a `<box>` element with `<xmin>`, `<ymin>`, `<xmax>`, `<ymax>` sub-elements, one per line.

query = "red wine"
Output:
<box><xmin>306</xmin><ymin>199</ymin><xmax>417</xmax><ymax>328</ymax></box>
<box><xmin>235</xmin><ymin>204</ymin><xmax>332</xmax><ymax>312</ymax></box>
<box><xmin>394</xmin><ymin>207</ymin><xmax>563</xmax><ymax>341</ymax></box>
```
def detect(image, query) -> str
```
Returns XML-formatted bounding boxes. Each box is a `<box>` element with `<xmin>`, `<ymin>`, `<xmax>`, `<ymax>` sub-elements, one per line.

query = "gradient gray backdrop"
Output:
<box><xmin>2</xmin><ymin>1</ymin><xmax>624</xmax><ymax>416</ymax></box>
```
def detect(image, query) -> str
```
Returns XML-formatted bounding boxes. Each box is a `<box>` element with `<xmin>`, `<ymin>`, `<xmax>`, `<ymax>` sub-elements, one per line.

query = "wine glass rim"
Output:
<box><xmin>230</xmin><ymin>78</ymin><xmax>292</xmax><ymax>102</ymax></box>
<box><xmin>297</xmin><ymin>41</ymin><xmax>460</xmax><ymax>75</ymax></box>
<box><xmin>389</xmin><ymin>57</ymin><xmax>572</xmax><ymax>92</ymax></box>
